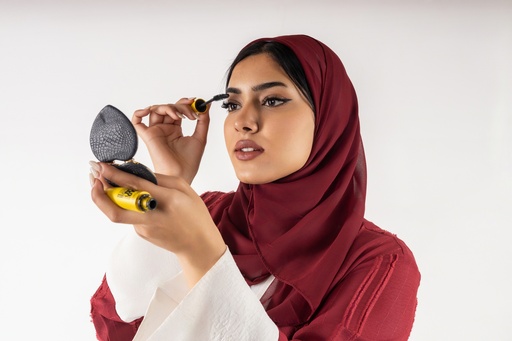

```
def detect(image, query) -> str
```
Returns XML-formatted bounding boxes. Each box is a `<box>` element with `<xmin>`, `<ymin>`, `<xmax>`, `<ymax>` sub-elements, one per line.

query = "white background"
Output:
<box><xmin>0</xmin><ymin>1</ymin><xmax>511</xmax><ymax>340</ymax></box>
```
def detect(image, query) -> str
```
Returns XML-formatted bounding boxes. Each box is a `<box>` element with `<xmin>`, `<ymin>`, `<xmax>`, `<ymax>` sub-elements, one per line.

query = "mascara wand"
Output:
<box><xmin>191</xmin><ymin>93</ymin><xmax>229</xmax><ymax>113</ymax></box>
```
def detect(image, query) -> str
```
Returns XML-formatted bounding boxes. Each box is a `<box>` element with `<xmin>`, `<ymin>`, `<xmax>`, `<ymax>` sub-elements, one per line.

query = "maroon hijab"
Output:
<box><xmin>206</xmin><ymin>34</ymin><xmax>366</xmax><ymax>329</ymax></box>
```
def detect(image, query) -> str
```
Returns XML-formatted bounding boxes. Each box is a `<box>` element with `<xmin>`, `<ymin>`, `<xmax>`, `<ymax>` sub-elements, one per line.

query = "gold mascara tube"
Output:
<box><xmin>106</xmin><ymin>187</ymin><xmax>157</xmax><ymax>213</ymax></box>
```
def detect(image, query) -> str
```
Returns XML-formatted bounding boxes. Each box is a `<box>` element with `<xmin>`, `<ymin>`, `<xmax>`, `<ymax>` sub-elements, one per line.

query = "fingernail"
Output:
<box><xmin>89</xmin><ymin>172</ymin><xmax>95</xmax><ymax>187</ymax></box>
<box><xmin>89</xmin><ymin>160</ymin><xmax>101</xmax><ymax>172</ymax></box>
<box><xmin>90</xmin><ymin>167</ymin><xmax>99</xmax><ymax>179</ymax></box>
<box><xmin>192</xmin><ymin>113</ymin><xmax>199</xmax><ymax>119</ymax></box>
<box><xmin>177</xmin><ymin>112</ymin><xmax>185</xmax><ymax>119</ymax></box>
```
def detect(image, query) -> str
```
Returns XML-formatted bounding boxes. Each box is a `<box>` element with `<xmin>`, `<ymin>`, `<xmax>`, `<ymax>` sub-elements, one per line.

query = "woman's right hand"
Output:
<box><xmin>132</xmin><ymin>98</ymin><xmax>210</xmax><ymax>184</ymax></box>
<box><xmin>90</xmin><ymin>161</ymin><xmax>227</xmax><ymax>288</ymax></box>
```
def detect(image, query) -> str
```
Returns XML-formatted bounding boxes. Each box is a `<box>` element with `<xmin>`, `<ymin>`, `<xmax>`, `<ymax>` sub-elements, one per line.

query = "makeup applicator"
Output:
<box><xmin>191</xmin><ymin>93</ymin><xmax>229</xmax><ymax>113</ymax></box>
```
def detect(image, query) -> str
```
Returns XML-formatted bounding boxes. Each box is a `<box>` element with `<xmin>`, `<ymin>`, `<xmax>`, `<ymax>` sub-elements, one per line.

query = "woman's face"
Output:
<box><xmin>223</xmin><ymin>53</ymin><xmax>315</xmax><ymax>184</ymax></box>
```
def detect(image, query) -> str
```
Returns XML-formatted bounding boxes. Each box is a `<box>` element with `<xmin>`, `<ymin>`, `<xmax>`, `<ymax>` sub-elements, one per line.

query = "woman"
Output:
<box><xmin>89</xmin><ymin>34</ymin><xmax>420</xmax><ymax>340</ymax></box>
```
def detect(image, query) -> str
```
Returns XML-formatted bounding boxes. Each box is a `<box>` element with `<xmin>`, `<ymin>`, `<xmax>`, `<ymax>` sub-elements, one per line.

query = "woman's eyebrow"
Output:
<box><xmin>226</xmin><ymin>87</ymin><xmax>241</xmax><ymax>95</ymax></box>
<box><xmin>226</xmin><ymin>81</ymin><xmax>287</xmax><ymax>95</ymax></box>
<box><xmin>252</xmin><ymin>81</ymin><xmax>287</xmax><ymax>92</ymax></box>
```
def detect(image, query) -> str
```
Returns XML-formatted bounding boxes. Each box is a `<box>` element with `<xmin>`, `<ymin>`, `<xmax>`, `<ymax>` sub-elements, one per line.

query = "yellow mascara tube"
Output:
<box><xmin>191</xmin><ymin>94</ymin><xmax>229</xmax><ymax>113</ymax></box>
<box><xmin>106</xmin><ymin>187</ymin><xmax>157</xmax><ymax>213</ymax></box>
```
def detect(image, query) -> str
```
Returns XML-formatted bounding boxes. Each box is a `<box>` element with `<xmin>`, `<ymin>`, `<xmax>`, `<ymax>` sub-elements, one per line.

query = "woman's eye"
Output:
<box><xmin>221</xmin><ymin>102</ymin><xmax>240</xmax><ymax>112</ymax></box>
<box><xmin>262</xmin><ymin>97</ymin><xmax>290</xmax><ymax>107</ymax></box>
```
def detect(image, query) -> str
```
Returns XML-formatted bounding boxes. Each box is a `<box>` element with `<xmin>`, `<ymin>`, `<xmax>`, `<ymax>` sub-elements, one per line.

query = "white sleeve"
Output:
<box><xmin>106</xmin><ymin>229</ymin><xmax>182</xmax><ymax>322</ymax></box>
<box><xmin>134</xmin><ymin>248</ymin><xmax>279</xmax><ymax>341</ymax></box>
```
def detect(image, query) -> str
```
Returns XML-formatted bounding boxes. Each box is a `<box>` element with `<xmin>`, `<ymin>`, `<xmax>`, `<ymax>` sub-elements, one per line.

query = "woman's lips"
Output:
<box><xmin>234</xmin><ymin>140</ymin><xmax>264</xmax><ymax>161</ymax></box>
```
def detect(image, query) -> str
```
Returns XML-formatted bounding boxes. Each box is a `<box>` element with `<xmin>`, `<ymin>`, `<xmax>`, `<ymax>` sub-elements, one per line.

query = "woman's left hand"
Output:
<box><xmin>132</xmin><ymin>98</ymin><xmax>210</xmax><ymax>184</ymax></box>
<box><xmin>90</xmin><ymin>161</ymin><xmax>227</xmax><ymax>287</ymax></box>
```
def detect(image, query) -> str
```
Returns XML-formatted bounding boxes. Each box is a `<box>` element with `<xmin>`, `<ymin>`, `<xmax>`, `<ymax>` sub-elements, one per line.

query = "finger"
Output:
<box><xmin>192</xmin><ymin>111</ymin><xmax>210</xmax><ymax>144</ymax></box>
<box><xmin>132</xmin><ymin>107</ymin><xmax>154</xmax><ymax>122</ymax></box>
<box><xmin>176</xmin><ymin>98</ymin><xmax>201</xmax><ymax>120</ymax></box>
<box><xmin>100</xmin><ymin>163</ymin><xmax>157</xmax><ymax>192</ymax></box>
<box><xmin>151</xmin><ymin>105</ymin><xmax>186</xmax><ymax>122</ymax></box>
<box><xmin>132</xmin><ymin>108</ymin><xmax>150</xmax><ymax>133</ymax></box>
<box><xmin>150</xmin><ymin>108</ymin><xmax>177</xmax><ymax>125</ymax></box>
<box><xmin>176</xmin><ymin>97</ymin><xmax>195</xmax><ymax>105</ymax></box>
<box><xmin>90</xmin><ymin>176</ymin><xmax>147</xmax><ymax>225</ymax></box>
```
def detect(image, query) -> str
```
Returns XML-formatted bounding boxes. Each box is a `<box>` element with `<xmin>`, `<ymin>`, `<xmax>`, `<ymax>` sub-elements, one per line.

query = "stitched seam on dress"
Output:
<box><xmin>357</xmin><ymin>254</ymin><xmax>397</xmax><ymax>334</ymax></box>
<box><xmin>202</xmin><ymin>191</ymin><xmax>232</xmax><ymax>210</ymax></box>
<box><xmin>386</xmin><ymin>256</ymin><xmax>413</xmax><ymax>338</ymax></box>
<box><xmin>343</xmin><ymin>256</ymin><xmax>382</xmax><ymax>330</ymax></box>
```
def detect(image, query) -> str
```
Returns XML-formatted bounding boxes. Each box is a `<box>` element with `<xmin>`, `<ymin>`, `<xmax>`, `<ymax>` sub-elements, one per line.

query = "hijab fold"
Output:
<box><xmin>207</xmin><ymin>34</ymin><xmax>367</xmax><ymax>328</ymax></box>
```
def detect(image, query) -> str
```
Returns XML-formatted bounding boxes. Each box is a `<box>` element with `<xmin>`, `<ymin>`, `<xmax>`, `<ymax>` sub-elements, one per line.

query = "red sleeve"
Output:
<box><xmin>277</xmin><ymin>228</ymin><xmax>420</xmax><ymax>340</ymax></box>
<box><xmin>90</xmin><ymin>275</ymin><xmax>143</xmax><ymax>341</ymax></box>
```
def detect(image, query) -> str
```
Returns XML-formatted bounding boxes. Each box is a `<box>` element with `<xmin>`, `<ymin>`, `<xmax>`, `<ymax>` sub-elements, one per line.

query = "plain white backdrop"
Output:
<box><xmin>0</xmin><ymin>1</ymin><xmax>510</xmax><ymax>340</ymax></box>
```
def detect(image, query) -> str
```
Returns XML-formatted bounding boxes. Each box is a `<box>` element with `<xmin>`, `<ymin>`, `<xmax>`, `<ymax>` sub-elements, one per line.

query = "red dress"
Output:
<box><xmin>90</xmin><ymin>220</ymin><xmax>420</xmax><ymax>341</ymax></box>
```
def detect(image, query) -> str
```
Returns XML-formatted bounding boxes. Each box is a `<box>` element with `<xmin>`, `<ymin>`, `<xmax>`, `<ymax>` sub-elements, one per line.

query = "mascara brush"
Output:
<box><xmin>191</xmin><ymin>93</ymin><xmax>229</xmax><ymax>113</ymax></box>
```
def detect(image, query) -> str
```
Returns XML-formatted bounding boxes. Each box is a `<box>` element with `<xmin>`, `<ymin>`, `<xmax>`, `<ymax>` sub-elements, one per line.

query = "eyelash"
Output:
<box><xmin>220</xmin><ymin>101</ymin><xmax>239</xmax><ymax>112</ymax></box>
<box><xmin>221</xmin><ymin>97</ymin><xmax>291</xmax><ymax>112</ymax></box>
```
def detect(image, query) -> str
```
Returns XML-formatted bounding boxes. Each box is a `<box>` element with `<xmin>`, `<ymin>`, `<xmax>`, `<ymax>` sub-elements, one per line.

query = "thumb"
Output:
<box><xmin>192</xmin><ymin>111</ymin><xmax>210</xmax><ymax>144</ymax></box>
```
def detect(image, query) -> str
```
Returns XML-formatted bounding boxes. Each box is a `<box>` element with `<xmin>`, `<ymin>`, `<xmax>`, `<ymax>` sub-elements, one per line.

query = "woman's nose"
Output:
<box><xmin>234</xmin><ymin>105</ymin><xmax>259</xmax><ymax>133</ymax></box>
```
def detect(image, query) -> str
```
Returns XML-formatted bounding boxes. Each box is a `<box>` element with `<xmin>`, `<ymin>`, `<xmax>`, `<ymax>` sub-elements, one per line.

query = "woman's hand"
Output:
<box><xmin>132</xmin><ymin>98</ymin><xmax>210</xmax><ymax>184</ymax></box>
<box><xmin>90</xmin><ymin>161</ymin><xmax>226</xmax><ymax>288</ymax></box>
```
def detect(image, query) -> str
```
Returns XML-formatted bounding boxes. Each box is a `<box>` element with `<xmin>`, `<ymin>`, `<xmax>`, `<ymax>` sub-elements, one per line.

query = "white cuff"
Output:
<box><xmin>106</xmin><ymin>229</ymin><xmax>182</xmax><ymax>322</ymax></box>
<box><xmin>134</xmin><ymin>249</ymin><xmax>278</xmax><ymax>341</ymax></box>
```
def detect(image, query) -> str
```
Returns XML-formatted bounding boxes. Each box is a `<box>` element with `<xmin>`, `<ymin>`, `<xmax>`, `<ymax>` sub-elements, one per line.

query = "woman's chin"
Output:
<box><xmin>236</xmin><ymin>173</ymin><xmax>274</xmax><ymax>185</ymax></box>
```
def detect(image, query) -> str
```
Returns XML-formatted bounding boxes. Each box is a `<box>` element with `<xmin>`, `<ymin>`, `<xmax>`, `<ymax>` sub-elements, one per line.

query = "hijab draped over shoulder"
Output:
<box><xmin>204</xmin><ymin>34</ymin><xmax>366</xmax><ymax>330</ymax></box>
